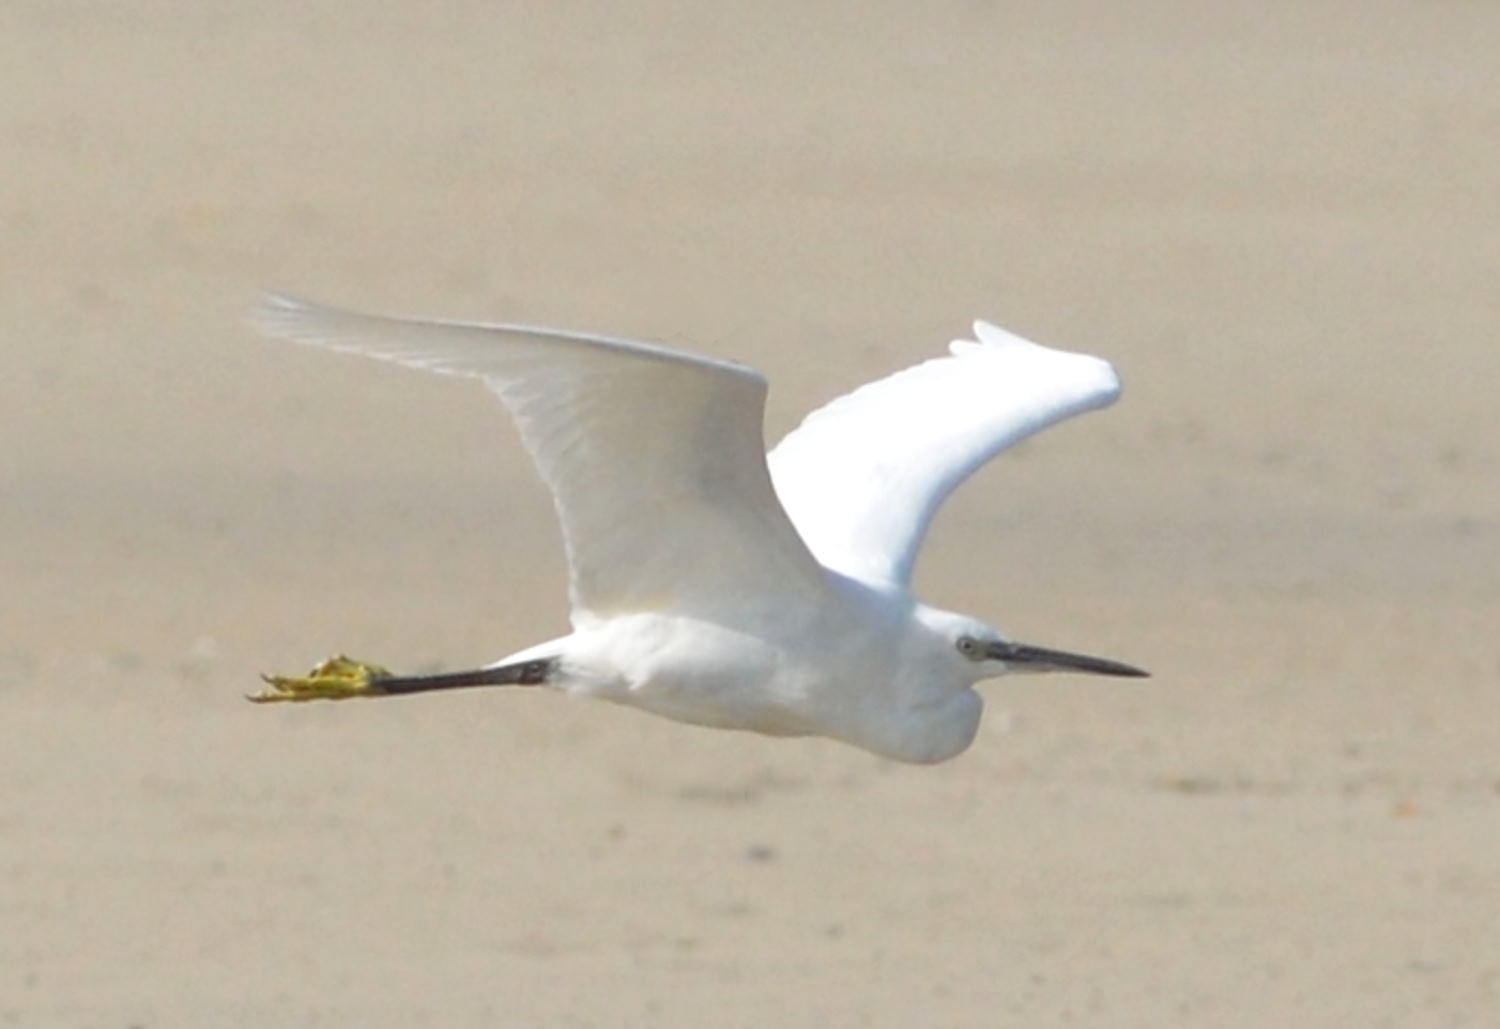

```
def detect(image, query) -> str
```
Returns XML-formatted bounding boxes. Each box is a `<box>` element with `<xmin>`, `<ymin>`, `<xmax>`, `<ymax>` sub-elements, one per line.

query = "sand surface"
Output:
<box><xmin>4</xmin><ymin>3</ymin><xmax>1498</xmax><ymax>1025</ymax></box>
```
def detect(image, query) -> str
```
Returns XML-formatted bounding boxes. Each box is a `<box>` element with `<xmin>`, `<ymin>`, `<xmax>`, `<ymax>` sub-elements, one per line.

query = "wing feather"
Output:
<box><xmin>766</xmin><ymin>321</ymin><xmax>1122</xmax><ymax>586</ymax></box>
<box><xmin>255</xmin><ymin>294</ymin><xmax>828</xmax><ymax>621</ymax></box>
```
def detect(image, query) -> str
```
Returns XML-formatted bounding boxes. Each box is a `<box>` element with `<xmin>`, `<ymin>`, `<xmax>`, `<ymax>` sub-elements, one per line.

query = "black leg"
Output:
<box><xmin>371</xmin><ymin>657</ymin><xmax>556</xmax><ymax>695</ymax></box>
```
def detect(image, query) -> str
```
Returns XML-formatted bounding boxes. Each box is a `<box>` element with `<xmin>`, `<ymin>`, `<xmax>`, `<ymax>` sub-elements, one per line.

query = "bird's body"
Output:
<box><xmin>253</xmin><ymin>296</ymin><xmax>1146</xmax><ymax>763</ymax></box>
<box><xmin>508</xmin><ymin>576</ymin><xmax>985</xmax><ymax>763</ymax></box>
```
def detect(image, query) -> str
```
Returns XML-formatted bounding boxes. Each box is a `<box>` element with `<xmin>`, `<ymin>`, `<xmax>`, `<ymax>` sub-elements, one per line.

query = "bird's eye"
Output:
<box><xmin>956</xmin><ymin>636</ymin><xmax>984</xmax><ymax>661</ymax></box>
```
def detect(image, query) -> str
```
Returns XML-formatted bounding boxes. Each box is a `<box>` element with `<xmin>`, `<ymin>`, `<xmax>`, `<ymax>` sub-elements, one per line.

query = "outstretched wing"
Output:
<box><xmin>255</xmin><ymin>294</ymin><xmax>829</xmax><ymax>622</ymax></box>
<box><xmin>766</xmin><ymin>321</ymin><xmax>1122</xmax><ymax>587</ymax></box>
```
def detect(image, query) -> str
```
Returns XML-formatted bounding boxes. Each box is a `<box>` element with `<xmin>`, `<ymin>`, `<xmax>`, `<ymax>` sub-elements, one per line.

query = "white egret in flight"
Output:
<box><xmin>251</xmin><ymin>295</ymin><xmax>1146</xmax><ymax>764</ymax></box>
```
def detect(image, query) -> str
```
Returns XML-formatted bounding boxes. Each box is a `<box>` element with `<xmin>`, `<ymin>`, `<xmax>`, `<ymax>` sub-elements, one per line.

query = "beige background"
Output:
<box><xmin>3</xmin><ymin>3</ymin><xmax>1498</xmax><ymax>1025</ymax></box>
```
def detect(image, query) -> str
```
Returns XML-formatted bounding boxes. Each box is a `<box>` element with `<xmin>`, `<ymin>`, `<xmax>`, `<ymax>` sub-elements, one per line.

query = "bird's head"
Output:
<box><xmin>919</xmin><ymin>608</ymin><xmax>1149</xmax><ymax>683</ymax></box>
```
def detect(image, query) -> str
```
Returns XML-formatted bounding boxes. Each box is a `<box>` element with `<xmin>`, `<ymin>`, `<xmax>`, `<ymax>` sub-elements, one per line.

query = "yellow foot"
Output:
<box><xmin>248</xmin><ymin>654</ymin><xmax>395</xmax><ymax>703</ymax></box>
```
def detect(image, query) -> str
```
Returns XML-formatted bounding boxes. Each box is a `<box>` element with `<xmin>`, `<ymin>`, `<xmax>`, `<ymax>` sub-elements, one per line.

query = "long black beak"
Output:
<box><xmin>987</xmin><ymin>640</ymin><xmax>1149</xmax><ymax>678</ymax></box>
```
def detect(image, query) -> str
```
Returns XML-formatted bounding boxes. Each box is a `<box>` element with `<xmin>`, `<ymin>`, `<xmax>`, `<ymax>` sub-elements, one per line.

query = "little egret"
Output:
<box><xmin>250</xmin><ymin>295</ymin><xmax>1146</xmax><ymax>763</ymax></box>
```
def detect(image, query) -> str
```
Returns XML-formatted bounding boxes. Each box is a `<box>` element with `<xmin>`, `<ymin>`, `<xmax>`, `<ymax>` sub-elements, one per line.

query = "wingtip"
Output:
<box><xmin>947</xmin><ymin>319</ymin><xmax>1126</xmax><ymax>412</ymax></box>
<box><xmin>950</xmin><ymin>320</ymin><xmax>1046</xmax><ymax>356</ymax></box>
<box><xmin>250</xmin><ymin>291</ymin><xmax>341</xmax><ymax>345</ymax></box>
<box><xmin>971</xmin><ymin>320</ymin><xmax>1037</xmax><ymax>349</ymax></box>
<box><xmin>259</xmin><ymin>290</ymin><xmax>304</xmax><ymax>311</ymax></box>
<box><xmin>249</xmin><ymin>290</ymin><xmax>306</xmax><ymax>336</ymax></box>
<box><xmin>1096</xmin><ymin>357</ymin><xmax>1125</xmax><ymax>405</ymax></box>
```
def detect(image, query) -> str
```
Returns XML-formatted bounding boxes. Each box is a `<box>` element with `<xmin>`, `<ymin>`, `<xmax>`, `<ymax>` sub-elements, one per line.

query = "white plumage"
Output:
<box><xmin>254</xmin><ymin>295</ymin><xmax>1145</xmax><ymax>764</ymax></box>
<box><xmin>768</xmin><ymin>320</ymin><xmax>1121</xmax><ymax>586</ymax></box>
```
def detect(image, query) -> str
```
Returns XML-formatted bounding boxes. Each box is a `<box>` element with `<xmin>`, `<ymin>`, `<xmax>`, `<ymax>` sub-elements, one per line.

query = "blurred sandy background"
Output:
<box><xmin>3</xmin><ymin>2</ymin><xmax>1498</xmax><ymax>1025</ymax></box>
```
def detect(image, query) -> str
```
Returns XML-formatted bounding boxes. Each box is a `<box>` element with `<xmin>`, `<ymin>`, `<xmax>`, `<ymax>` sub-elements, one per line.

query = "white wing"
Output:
<box><xmin>766</xmin><ymin>321</ymin><xmax>1122</xmax><ymax>587</ymax></box>
<box><xmin>255</xmin><ymin>295</ymin><xmax>829</xmax><ymax>622</ymax></box>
